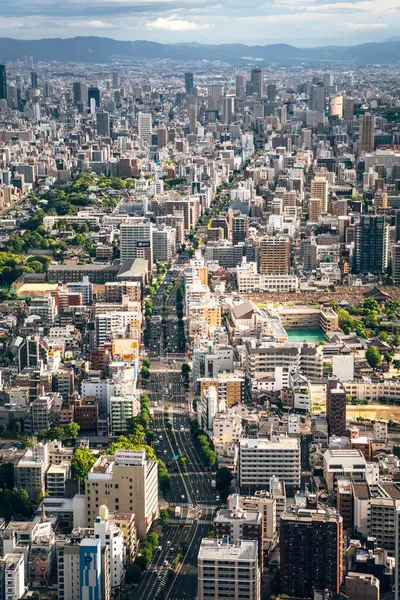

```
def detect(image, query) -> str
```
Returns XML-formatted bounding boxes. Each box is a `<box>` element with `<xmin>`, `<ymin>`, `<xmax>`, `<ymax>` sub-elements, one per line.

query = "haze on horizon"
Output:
<box><xmin>0</xmin><ymin>0</ymin><xmax>398</xmax><ymax>48</ymax></box>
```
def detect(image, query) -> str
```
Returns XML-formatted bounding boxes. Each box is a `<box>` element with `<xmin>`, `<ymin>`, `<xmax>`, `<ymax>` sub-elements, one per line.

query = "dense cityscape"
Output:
<box><xmin>1</xmin><ymin>44</ymin><xmax>400</xmax><ymax>600</ymax></box>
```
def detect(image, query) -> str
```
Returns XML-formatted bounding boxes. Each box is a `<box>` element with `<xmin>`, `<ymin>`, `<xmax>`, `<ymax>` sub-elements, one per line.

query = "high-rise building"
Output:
<box><xmin>326</xmin><ymin>377</ymin><xmax>347</xmax><ymax>437</ymax></box>
<box><xmin>72</xmin><ymin>82</ymin><xmax>83</xmax><ymax>106</ymax></box>
<box><xmin>85</xmin><ymin>450</ymin><xmax>159</xmax><ymax>538</ymax></box>
<box><xmin>353</xmin><ymin>215</ymin><xmax>389</xmax><ymax>274</ymax></box>
<box><xmin>208</xmin><ymin>84</ymin><xmax>223</xmax><ymax>112</ymax></box>
<box><xmin>112</xmin><ymin>72</ymin><xmax>119</xmax><ymax>88</ymax></box>
<box><xmin>309</xmin><ymin>198</ymin><xmax>322</xmax><ymax>221</ymax></box>
<box><xmin>223</xmin><ymin>96</ymin><xmax>235</xmax><ymax>124</ymax></box>
<box><xmin>88</xmin><ymin>86</ymin><xmax>100</xmax><ymax>108</ymax></box>
<box><xmin>0</xmin><ymin>554</ymin><xmax>25</xmax><ymax>600</ymax></box>
<box><xmin>120</xmin><ymin>221</ymin><xmax>153</xmax><ymax>268</ymax></box>
<box><xmin>185</xmin><ymin>72</ymin><xmax>194</xmax><ymax>95</ymax></box>
<box><xmin>251</xmin><ymin>68</ymin><xmax>263</xmax><ymax>97</ymax></box>
<box><xmin>198</xmin><ymin>538</ymin><xmax>260</xmax><ymax>600</ymax></box>
<box><xmin>324</xmin><ymin>72</ymin><xmax>334</xmax><ymax>87</ymax></box>
<box><xmin>259</xmin><ymin>237</ymin><xmax>290</xmax><ymax>275</ymax></box>
<box><xmin>343</xmin><ymin>97</ymin><xmax>354</xmax><ymax>121</ymax></box>
<box><xmin>152</xmin><ymin>225</ymin><xmax>176</xmax><ymax>263</ymax></box>
<box><xmin>358</xmin><ymin>113</ymin><xmax>375</xmax><ymax>155</ymax></box>
<box><xmin>236</xmin><ymin>73</ymin><xmax>245</xmax><ymax>98</ymax></box>
<box><xmin>280</xmin><ymin>506</ymin><xmax>343</xmax><ymax>598</ymax></box>
<box><xmin>189</xmin><ymin>104</ymin><xmax>198</xmax><ymax>134</ymax></box>
<box><xmin>138</xmin><ymin>111</ymin><xmax>152</xmax><ymax>144</ymax></box>
<box><xmin>157</xmin><ymin>126</ymin><xmax>168</xmax><ymax>148</ymax></box>
<box><xmin>96</xmin><ymin>111</ymin><xmax>110</xmax><ymax>137</ymax></box>
<box><xmin>232</xmin><ymin>212</ymin><xmax>249</xmax><ymax>245</ymax></box>
<box><xmin>309</xmin><ymin>83</ymin><xmax>325</xmax><ymax>112</ymax></box>
<box><xmin>267</xmin><ymin>83</ymin><xmax>277</xmax><ymax>101</ymax></box>
<box><xmin>31</xmin><ymin>71</ymin><xmax>38</xmax><ymax>89</ymax></box>
<box><xmin>392</xmin><ymin>243</ymin><xmax>400</xmax><ymax>283</ymax></box>
<box><xmin>0</xmin><ymin>64</ymin><xmax>7</xmax><ymax>100</ymax></box>
<box><xmin>311</xmin><ymin>175</ymin><xmax>329</xmax><ymax>212</ymax></box>
<box><xmin>330</xmin><ymin>95</ymin><xmax>343</xmax><ymax>118</ymax></box>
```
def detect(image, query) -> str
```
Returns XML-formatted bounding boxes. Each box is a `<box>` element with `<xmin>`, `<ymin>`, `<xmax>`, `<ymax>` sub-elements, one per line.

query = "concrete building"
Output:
<box><xmin>15</xmin><ymin>443</ymin><xmax>49</xmax><ymax>500</ymax></box>
<box><xmin>94</xmin><ymin>506</ymin><xmax>125</xmax><ymax>590</ymax></box>
<box><xmin>354</xmin><ymin>215</ymin><xmax>389</xmax><ymax>275</ymax></box>
<box><xmin>120</xmin><ymin>221</ymin><xmax>153</xmax><ymax>268</ymax></box>
<box><xmin>323</xmin><ymin>448</ymin><xmax>370</xmax><ymax>493</ymax></box>
<box><xmin>138</xmin><ymin>112</ymin><xmax>152</xmax><ymax>144</ymax></box>
<box><xmin>109</xmin><ymin>394</ymin><xmax>139</xmax><ymax>436</ymax></box>
<box><xmin>280</xmin><ymin>507</ymin><xmax>343</xmax><ymax>598</ymax></box>
<box><xmin>327</xmin><ymin>377</ymin><xmax>347</xmax><ymax>437</ymax></box>
<box><xmin>345</xmin><ymin>572</ymin><xmax>380</xmax><ymax>600</ymax></box>
<box><xmin>311</xmin><ymin>176</ymin><xmax>329</xmax><ymax>212</ymax></box>
<box><xmin>86</xmin><ymin>450</ymin><xmax>158</xmax><ymax>538</ymax></box>
<box><xmin>0</xmin><ymin>554</ymin><xmax>25</xmax><ymax>600</ymax></box>
<box><xmin>228</xmin><ymin>493</ymin><xmax>277</xmax><ymax>552</ymax></box>
<box><xmin>198</xmin><ymin>538</ymin><xmax>260</xmax><ymax>600</ymax></box>
<box><xmin>259</xmin><ymin>237</ymin><xmax>290</xmax><ymax>275</ymax></box>
<box><xmin>358</xmin><ymin>113</ymin><xmax>375</xmax><ymax>155</ymax></box>
<box><xmin>239</xmin><ymin>437</ymin><xmax>301</xmax><ymax>493</ymax></box>
<box><xmin>152</xmin><ymin>225</ymin><xmax>176</xmax><ymax>263</ymax></box>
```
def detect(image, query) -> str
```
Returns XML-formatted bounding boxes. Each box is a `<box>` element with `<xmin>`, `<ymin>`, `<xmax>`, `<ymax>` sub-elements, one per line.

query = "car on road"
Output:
<box><xmin>181</xmin><ymin>494</ymin><xmax>185</xmax><ymax>500</ymax></box>
<box><xmin>159</xmin><ymin>435</ymin><xmax>163</xmax><ymax>440</ymax></box>
<box><xmin>157</xmin><ymin>546</ymin><xmax>162</xmax><ymax>551</ymax></box>
<box><xmin>164</xmin><ymin>450</ymin><xmax>167</xmax><ymax>454</ymax></box>
<box><xmin>163</xmin><ymin>560</ymin><xmax>169</xmax><ymax>566</ymax></box>
<box><xmin>166</xmin><ymin>541</ymin><xmax>171</xmax><ymax>546</ymax></box>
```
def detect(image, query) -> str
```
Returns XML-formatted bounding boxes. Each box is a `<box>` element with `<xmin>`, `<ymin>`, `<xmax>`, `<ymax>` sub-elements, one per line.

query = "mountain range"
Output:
<box><xmin>1</xmin><ymin>36</ymin><xmax>400</xmax><ymax>65</ymax></box>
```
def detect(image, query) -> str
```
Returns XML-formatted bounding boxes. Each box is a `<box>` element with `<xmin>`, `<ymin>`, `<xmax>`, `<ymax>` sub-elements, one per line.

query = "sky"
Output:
<box><xmin>0</xmin><ymin>0</ymin><xmax>398</xmax><ymax>46</ymax></box>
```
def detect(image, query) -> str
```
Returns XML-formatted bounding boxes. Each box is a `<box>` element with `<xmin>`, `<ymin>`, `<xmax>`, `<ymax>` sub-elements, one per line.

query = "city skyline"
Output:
<box><xmin>0</xmin><ymin>0</ymin><xmax>398</xmax><ymax>47</ymax></box>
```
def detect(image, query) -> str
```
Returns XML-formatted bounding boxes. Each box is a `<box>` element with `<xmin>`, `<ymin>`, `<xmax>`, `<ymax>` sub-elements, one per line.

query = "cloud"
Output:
<box><xmin>72</xmin><ymin>19</ymin><xmax>115</xmax><ymax>28</ymax></box>
<box><xmin>345</xmin><ymin>22</ymin><xmax>388</xmax><ymax>28</ymax></box>
<box><xmin>146</xmin><ymin>16</ymin><xmax>214</xmax><ymax>30</ymax></box>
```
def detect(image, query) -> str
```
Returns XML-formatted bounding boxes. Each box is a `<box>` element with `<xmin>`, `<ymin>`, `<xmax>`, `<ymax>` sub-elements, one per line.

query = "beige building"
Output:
<box><xmin>199</xmin><ymin>374</ymin><xmax>244</xmax><ymax>409</ymax></box>
<box><xmin>309</xmin><ymin>197</ymin><xmax>322</xmax><ymax>221</ymax></box>
<box><xmin>85</xmin><ymin>450</ymin><xmax>158</xmax><ymax>538</ymax></box>
<box><xmin>311</xmin><ymin>176</ymin><xmax>329</xmax><ymax>212</ymax></box>
<box><xmin>345</xmin><ymin>572</ymin><xmax>379</xmax><ymax>600</ymax></box>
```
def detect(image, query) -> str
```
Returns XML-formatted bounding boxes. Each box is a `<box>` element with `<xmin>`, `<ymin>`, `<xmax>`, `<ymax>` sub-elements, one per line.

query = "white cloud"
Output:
<box><xmin>70</xmin><ymin>19</ymin><xmax>115</xmax><ymax>28</ymax></box>
<box><xmin>146</xmin><ymin>16</ymin><xmax>214</xmax><ymax>30</ymax></box>
<box><xmin>345</xmin><ymin>22</ymin><xmax>388</xmax><ymax>29</ymax></box>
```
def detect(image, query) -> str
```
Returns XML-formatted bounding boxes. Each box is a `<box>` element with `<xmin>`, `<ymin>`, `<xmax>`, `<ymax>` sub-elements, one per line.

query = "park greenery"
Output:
<box><xmin>189</xmin><ymin>419</ymin><xmax>217</xmax><ymax>470</ymax></box>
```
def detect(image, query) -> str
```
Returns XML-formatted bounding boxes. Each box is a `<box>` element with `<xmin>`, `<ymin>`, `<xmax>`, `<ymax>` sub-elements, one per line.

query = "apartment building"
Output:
<box><xmin>239</xmin><ymin>437</ymin><xmax>301</xmax><ymax>493</ymax></box>
<box><xmin>198</xmin><ymin>538</ymin><xmax>260</xmax><ymax>600</ymax></box>
<box><xmin>199</xmin><ymin>374</ymin><xmax>244</xmax><ymax>409</ymax></box>
<box><xmin>85</xmin><ymin>450</ymin><xmax>158</xmax><ymax>538</ymax></box>
<box><xmin>228</xmin><ymin>493</ymin><xmax>277</xmax><ymax>552</ymax></box>
<box><xmin>259</xmin><ymin>237</ymin><xmax>290</xmax><ymax>275</ymax></box>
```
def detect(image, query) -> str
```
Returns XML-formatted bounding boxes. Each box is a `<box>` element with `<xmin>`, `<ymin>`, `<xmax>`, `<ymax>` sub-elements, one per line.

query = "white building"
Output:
<box><xmin>120</xmin><ymin>221</ymin><xmax>153</xmax><ymax>267</ymax></box>
<box><xmin>1</xmin><ymin>554</ymin><xmax>25</xmax><ymax>600</ymax></box>
<box><xmin>332</xmin><ymin>355</ymin><xmax>354</xmax><ymax>382</ymax></box>
<box><xmin>138</xmin><ymin>112</ymin><xmax>152</xmax><ymax>144</ymax></box>
<box><xmin>239</xmin><ymin>437</ymin><xmax>301</xmax><ymax>492</ymax></box>
<box><xmin>152</xmin><ymin>225</ymin><xmax>176</xmax><ymax>263</ymax></box>
<box><xmin>109</xmin><ymin>394</ymin><xmax>139</xmax><ymax>435</ymax></box>
<box><xmin>95</xmin><ymin>506</ymin><xmax>125</xmax><ymax>590</ymax></box>
<box><xmin>198</xmin><ymin>538</ymin><xmax>260</xmax><ymax>600</ymax></box>
<box><xmin>323</xmin><ymin>448</ymin><xmax>376</xmax><ymax>493</ymax></box>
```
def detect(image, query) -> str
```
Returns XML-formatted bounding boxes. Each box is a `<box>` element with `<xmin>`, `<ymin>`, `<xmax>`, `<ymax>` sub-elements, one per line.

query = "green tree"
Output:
<box><xmin>47</xmin><ymin>427</ymin><xmax>66</xmax><ymax>441</ymax></box>
<box><xmin>393</xmin><ymin>359</ymin><xmax>400</xmax><ymax>373</ymax></box>
<box><xmin>384</xmin><ymin>351</ymin><xmax>393</xmax><ymax>366</ymax></box>
<box><xmin>216</xmin><ymin>467</ymin><xmax>233</xmax><ymax>492</ymax></box>
<box><xmin>0</xmin><ymin>424</ymin><xmax>7</xmax><ymax>437</ymax></box>
<box><xmin>366</xmin><ymin>345</ymin><xmax>381</xmax><ymax>370</ymax></box>
<box><xmin>146</xmin><ymin>532</ymin><xmax>159</xmax><ymax>550</ymax></box>
<box><xmin>125</xmin><ymin>564</ymin><xmax>142</xmax><ymax>584</ymax></box>
<box><xmin>64</xmin><ymin>422</ymin><xmax>80</xmax><ymax>439</ymax></box>
<box><xmin>12</xmin><ymin>421</ymin><xmax>21</xmax><ymax>437</ymax></box>
<box><xmin>364</xmin><ymin>298</ymin><xmax>380</xmax><ymax>312</ymax></box>
<box><xmin>0</xmin><ymin>463</ymin><xmax>14</xmax><ymax>489</ymax></box>
<box><xmin>71</xmin><ymin>446</ymin><xmax>97</xmax><ymax>485</ymax></box>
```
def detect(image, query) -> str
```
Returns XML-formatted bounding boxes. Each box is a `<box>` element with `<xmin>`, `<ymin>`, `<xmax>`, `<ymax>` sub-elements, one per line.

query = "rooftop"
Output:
<box><xmin>198</xmin><ymin>538</ymin><xmax>258</xmax><ymax>562</ymax></box>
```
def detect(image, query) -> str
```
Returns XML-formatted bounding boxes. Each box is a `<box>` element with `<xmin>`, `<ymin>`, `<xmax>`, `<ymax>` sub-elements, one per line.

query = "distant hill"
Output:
<box><xmin>1</xmin><ymin>36</ymin><xmax>400</xmax><ymax>65</ymax></box>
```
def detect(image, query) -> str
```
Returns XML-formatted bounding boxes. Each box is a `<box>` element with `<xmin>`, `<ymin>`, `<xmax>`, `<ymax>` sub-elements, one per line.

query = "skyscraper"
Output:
<box><xmin>251</xmin><ymin>68</ymin><xmax>263</xmax><ymax>97</ymax></box>
<box><xmin>309</xmin><ymin>83</ymin><xmax>325</xmax><ymax>112</ymax></box>
<box><xmin>208</xmin><ymin>84</ymin><xmax>223</xmax><ymax>112</ymax></box>
<box><xmin>157</xmin><ymin>126</ymin><xmax>168</xmax><ymax>149</ymax></box>
<box><xmin>31</xmin><ymin>71</ymin><xmax>38</xmax><ymax>89</ymax></box>
<box><xmin>73</xmin><ymin>82</ymin><xmax>83</xmax><ymax>106</ymax></box>
<box><xmin>326</xmin><ymin>377</ymin><xmax>347</xmax><ymax>437</ymax></box>
<box><xmin>280</xmin><ymin>507</ymin><xmax>343</xmax><ymax>598</ymax></box>
<box><xmin>88</xmin><ymin>86</ymin><xmax>100</xmax><ymax>108</ymax></box>
<box><xmin>232</xmin><ymin>212</ymin><xmax>248</xmax><ymax>245</ymax></box>
<box><xmin>189</xmin><ymin>104</ymin><xmax>198</xmax><ymax>134</ymax></box>
<box><xmin>96</xmin><ymin>111</ymin><xmax>110</xmax><ymax>137</ymax></box>
<box><xmin>358</xmin><ymin>113</ymin><xmax>375</xmax><ymax>155</ymax></box>
<box><xmin>235</xmin><ymin>73</ymin><xmax>245</xmax><ymax>98</ymax></box>
<box><xmin>185</xmin><ymin>72</ymin><xmax>194</xmax><ymax>95</ymax></box>
<box><xmin>138</xmin><ymin>111</ymin><xmax>152</xmax><ymax>144</ymax></box>
<box><xmin>353</xmin><ymin>215</ymin><xmax>389</xmax><ymax>274</ymax></box>
<box><xmin>120</xmin><ymin>221</ymin><xmax>153</xmax><ymax>268</ymax></box>
<box><xmin>0</xmin><ymin>64</ymin><xmax>7</xmax><ymax>100</ymax></box>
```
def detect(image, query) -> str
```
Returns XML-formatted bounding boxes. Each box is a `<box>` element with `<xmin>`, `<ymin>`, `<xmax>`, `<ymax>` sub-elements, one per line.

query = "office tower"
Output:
<box><xmin>31</xmin><ymin>71</ymin><xmax>38</xmax><ymax>89</ymax></box>
<box><xmin>120</xmin><ymin>221</ymin><xmax>153</xmax><ymax>268</ymax></box>
<box><xmin>326</xmin><ymin>377</ymin><xmax>347</xmax><ymax>437</ymax></box>
<box><xmin>112</xmin><ymin>72</ymin><xmax>119</xmax><ymax>88</ymax></box>
<box><xmin>392</xmin><ymin>243</ymin><xmax>400</xmax><ymax>283</ymax></box>
<box><xmin>138</xmin><ymin>111</ymin><xmax>152</xmax><ymax>144</ymax></box>
<box><xmin>301</xmin><ymin>128</ymin><xmax>312</xmax><ymax>148</ymax></box>
<box><xmin>157</xmin><ymin>126</ymin><xmax>168</xmax><ymax>149</ymax></box>
<box><xmin>250</xmin><ymin>68</ymin><xmax>263</xmax><ymax>97</ymax></box>
<box><xmin>232</xmin><ymin>212</ymin><xmax>249</xmax><ymax>245</ymax></box>
<box><xmin>267</xmin><ymin>83</ymin><xmax>277</xmax><ymax>101</ymax></box>
<box><xmin>208</xmin><ymin>84</ymin><xmax>223</xmax><ymax>112</ymax></box>
<box><xmin>309</xmin><ymin>83</ymin><xmax>325</xmax><ymax>112</ymax></box>
<box><xmin>96</xmin><ymin>111</ymin><xmax>110</xmax><ymax>137</ymax></box>
<box><xmin>358</xmin><ymin>113</ymin><xmax>375</xmax><ymax>155</ymax></box>
<box><xmin>236</xmin><ymin>73</ymin><xmax>245</xmax><ymax>98</ymax></box>
<box><xmin>223</xmin><ymin>96</ymin><xmax>235</xmax><ymax>124</ymax></box>
<box><xmin>185</xmin><ymin>72</ymin><xmax>194</xmax><ymax>95</ymax></box>
<box><xmin>239</xmin><ymin>437</ymin><xmax>301</xmax><ymax>493</ymax></box>
<box><xmin>343</xmin><ymin>97</ymin><xmax>354</xmax><ymax>121</ymax></box>
<box><xmin>152</xmin><ymin>225</ymin><xmax>176</xmax><ymax>263</ymax></box>
<box><xmin>280</xmin><ymin>507</ymin><xmax>343</xmax><ymax>598</ymax></box>
<box><xmin>198</xmin><ymin>538</ymin><xmax>260</xmax><ymax>600</ymax></box>
<box><xmin>259</xmin><ymin>237</ymin><xmax>290</xmax><ymax>275</ymax></box>
<box><xmin>86</xmin><ymin>450</ymin><xmax>159</xmax><ymax>538</ymax></box>
<box><xmin>0</xmin><ymin>64</ymin><xmax>7</xmax><ymax>100</ymax></box>
<box><xmin>72</xmin><ymin>82</ymin><xmax>83</xmax><ymax>106</ymax></box>
<box><xmin>330</xmin><ymin>95</ymin><xmax>343</xmax><ymax>118</ymax></box>
<box><xmin>88</xmin><ymin>86</ymin><xmax>100</xmax><ymax>108</ymax></box>
<box><xmin>309</xmin><ymin>198</ymin><xmax>322</xmax><ymax>221</ymax></box>
<box><xmin>353</xmin><ymin>215</ymin><xmax>389</xmax><ymax>274</ymax></box>
<box><xmin>324</xmin><ymin>72</ymin><xmax>334</xmax><ymax>87</ymax></box>
<box><xmin>311</xmin><ymin>175</ymin><xmax>328</xmax><ymax>212</ymax></box>
<box><xmin>396</xmin><ymin>210</ymin><xmax>400</xmax><ymax>242</ymax></box>
<box><xmin>189</xmin><ymin>104</ymin><xmax>198</xmax><ymax>134</ymax></box>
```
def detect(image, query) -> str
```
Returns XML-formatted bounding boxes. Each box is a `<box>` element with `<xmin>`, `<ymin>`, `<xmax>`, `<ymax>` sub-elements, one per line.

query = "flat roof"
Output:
<box><xmin>198</xmin><ymin>539</ymin><xmax>258</xmax><ymax>562</ymax></box>
<box><xmin>240</xmin><ymin>437</ymin><xmax>299</xmax><ymax>450</ymax></box>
